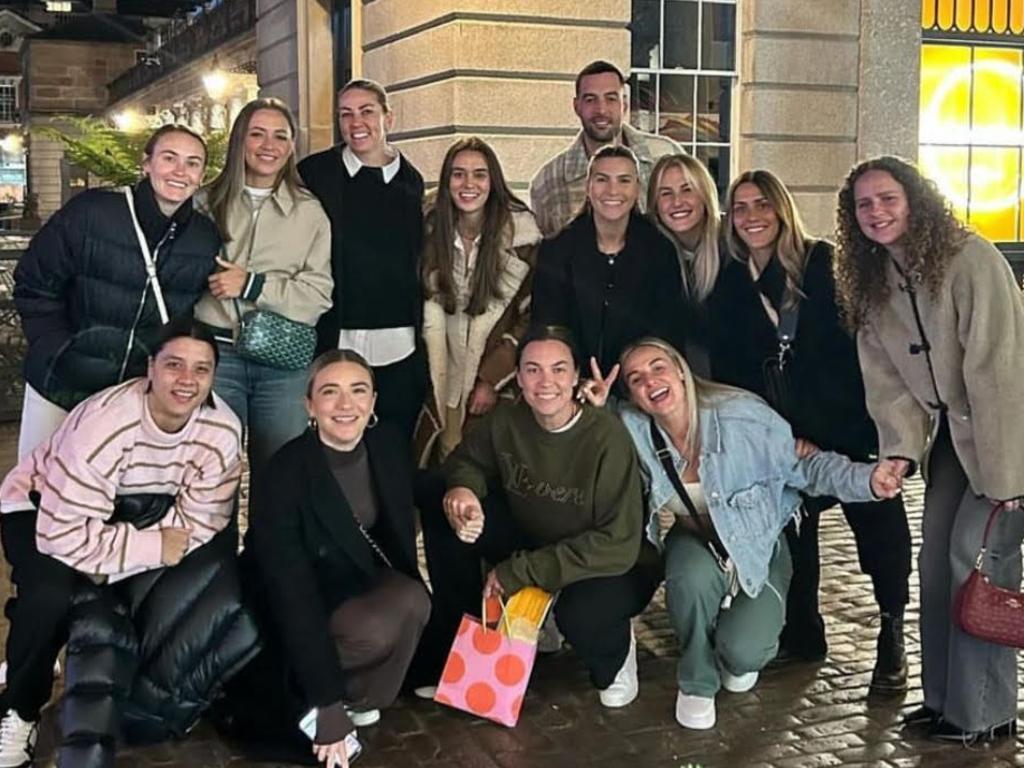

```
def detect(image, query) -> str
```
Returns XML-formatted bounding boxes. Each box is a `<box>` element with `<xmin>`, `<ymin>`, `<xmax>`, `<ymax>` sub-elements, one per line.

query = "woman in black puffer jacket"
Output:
<box><xmin>13</xmin><ymin>123</ymin><xmax>221</xmax><ymax>457</ymax></box>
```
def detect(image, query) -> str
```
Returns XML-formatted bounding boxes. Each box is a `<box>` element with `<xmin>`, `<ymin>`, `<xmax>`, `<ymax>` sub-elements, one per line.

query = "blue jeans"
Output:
<box><xmin>213</xmin><ymin>343</ymin><xmax>309</xmax><ymax>485</ymax></box>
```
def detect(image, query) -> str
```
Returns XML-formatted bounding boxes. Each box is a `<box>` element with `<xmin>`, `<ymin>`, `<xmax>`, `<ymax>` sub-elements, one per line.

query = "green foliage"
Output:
<box><xmin>33</xmin><ymin>117</ymin><xmax>226</xmax><ymax>186</ymax></box>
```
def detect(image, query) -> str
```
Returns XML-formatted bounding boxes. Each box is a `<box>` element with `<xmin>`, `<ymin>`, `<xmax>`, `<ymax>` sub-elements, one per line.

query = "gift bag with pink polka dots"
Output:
<box><xmin>433</xmin><ymin>612</ymin><xmax>538</xmax><ymax>727</ymax></box>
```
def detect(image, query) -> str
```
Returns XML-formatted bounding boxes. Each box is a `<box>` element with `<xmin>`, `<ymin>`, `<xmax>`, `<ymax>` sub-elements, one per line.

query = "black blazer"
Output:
<box><xmin>532</xmin><ymin>211</ymin><xmax>686</xmax><ymax>373</ymax></box>
<box><xmin>248</xmin><ymin>423</ymin><xmax>421</xmax><ymax>709</ymax></box>
<box><xmin>706</xmin><ymin>240</ymin><xmax>877</xmax><ymax>459</ymax></box>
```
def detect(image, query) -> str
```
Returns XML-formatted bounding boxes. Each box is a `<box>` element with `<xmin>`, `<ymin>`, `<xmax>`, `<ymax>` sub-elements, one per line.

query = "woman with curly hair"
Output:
<box><xmin>835</xmin><ymin>155</ymin><xmax>1024</xmax><ymax>744</ymax></box>
<box><xmin>706</xmin><ymin>170</ymin><xmax>911</xmax><ymax>692</ymax></box>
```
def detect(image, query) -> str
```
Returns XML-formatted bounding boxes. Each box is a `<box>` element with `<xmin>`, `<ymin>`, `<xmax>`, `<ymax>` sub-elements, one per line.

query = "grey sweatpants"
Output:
<box><xmin>920</xmin><ymin>420</ymin><xmax>1024</xmax><ymax>731</ymax></box>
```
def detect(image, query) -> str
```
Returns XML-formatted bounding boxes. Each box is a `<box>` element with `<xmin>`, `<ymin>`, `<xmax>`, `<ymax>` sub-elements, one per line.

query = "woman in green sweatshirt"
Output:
<box><xmin>419</xmin><ymin>324</ymin><xmax>660</xmax><ymax>709</ymax></box>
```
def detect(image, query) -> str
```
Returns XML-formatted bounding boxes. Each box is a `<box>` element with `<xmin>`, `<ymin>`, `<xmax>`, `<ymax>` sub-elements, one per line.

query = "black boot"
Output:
<box><xmin>869</xmin><ymin>612</ymin><xmax>907</xmax><ymax>695</ymax></box>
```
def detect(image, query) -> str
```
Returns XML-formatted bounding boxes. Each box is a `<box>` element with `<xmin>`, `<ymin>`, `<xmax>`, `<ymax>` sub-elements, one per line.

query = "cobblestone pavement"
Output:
<box><xmin>1</xmin><ymin>422</ymin><xmax>1022</xmax><ymax>767</ymax></box>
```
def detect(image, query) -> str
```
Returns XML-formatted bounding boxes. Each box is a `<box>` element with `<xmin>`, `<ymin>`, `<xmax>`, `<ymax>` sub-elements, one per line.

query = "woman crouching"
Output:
<box><xmin>616</xmin><ymin>338</ymin><xmax>903</xmax><ymax>730</ymax></box>
<box><xmin>246</xmin><ymin>350</ymin><xmax>430</xmax><ymax>767</ymax></box>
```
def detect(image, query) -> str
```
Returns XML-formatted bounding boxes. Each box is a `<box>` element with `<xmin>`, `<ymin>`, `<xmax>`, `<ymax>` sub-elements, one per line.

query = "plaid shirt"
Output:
<box><xmin>528</xmin><ymin>123</ymin><xmax>686</xmax><ymax>237</ymax></box>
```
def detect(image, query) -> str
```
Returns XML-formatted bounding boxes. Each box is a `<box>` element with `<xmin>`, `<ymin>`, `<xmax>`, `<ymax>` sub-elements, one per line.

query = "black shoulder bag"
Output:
<box><xmin>648</xmin><ymin>417</ymin><xmax>730</xmax><ymax>571</ymax></box>
<box><xmin>761</xmin><ymin>302</ymin><xmax>801</xmax><ymax>422</ymax></box>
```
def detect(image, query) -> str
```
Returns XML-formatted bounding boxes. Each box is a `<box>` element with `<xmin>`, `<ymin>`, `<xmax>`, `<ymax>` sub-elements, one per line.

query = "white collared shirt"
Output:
<box><xmin>341</xmin><ymin>144</ymin><xmax>402</xmax><ymax>184</ymax></box>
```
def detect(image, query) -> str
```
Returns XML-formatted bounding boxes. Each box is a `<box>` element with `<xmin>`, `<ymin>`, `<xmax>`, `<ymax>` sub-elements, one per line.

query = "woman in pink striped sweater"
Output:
<box><xmin>0</xmin><ymin>320</ymin><xmax>245</xmax><ymax>768</ymax></box>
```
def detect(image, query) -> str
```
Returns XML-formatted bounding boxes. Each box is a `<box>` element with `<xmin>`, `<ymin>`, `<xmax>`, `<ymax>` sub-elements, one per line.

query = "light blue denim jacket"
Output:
<box><xmin>620</xmin><ymin>393</ymin><xmax>878</xmax><ymax>598</ymax></box>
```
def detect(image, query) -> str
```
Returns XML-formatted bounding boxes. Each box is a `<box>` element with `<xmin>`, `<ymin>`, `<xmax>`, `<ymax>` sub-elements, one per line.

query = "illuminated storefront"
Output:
<box><xmin>920</xmin><ymin>0</ymin><xmax>1024</xmax><ymax>250</ymax></box>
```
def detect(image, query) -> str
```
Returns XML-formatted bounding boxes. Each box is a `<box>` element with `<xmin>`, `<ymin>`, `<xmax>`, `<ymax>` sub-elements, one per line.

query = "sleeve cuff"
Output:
<box><xmin>242</xmin><ymin>272</ymin><xmax>265</xmax><ymax>302</ymax></box>
<box><xmin>126</xmin><ymin>527</ymin><xmax>166</xmax><ymax>569</ymax></box>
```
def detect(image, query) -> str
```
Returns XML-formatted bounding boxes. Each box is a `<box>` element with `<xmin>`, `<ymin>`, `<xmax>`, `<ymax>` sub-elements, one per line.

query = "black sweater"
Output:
<box><xmin>532</xmin><ymin>211</ymin><xmax>686</xmax><ymax>373</ymax></box>
<box><xmin>706</xmin><ymin>240</ymin><xmax>877</xmax><ymax>459</ymax></box>
<box><xmin>297</xmin><ymin>146</ymin><xmax>424</xmax><ymax>354</ymax></box>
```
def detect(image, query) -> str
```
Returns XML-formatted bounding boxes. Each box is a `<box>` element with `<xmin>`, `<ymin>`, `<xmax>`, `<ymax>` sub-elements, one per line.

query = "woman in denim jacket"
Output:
<box><xmin>615</xmin><ymin>337</ymin><xmax>904</xmax><ymax>731</ymax></box>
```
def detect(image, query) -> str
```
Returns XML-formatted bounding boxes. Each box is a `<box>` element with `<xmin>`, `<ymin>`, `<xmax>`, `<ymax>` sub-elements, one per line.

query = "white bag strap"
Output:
<box><xmin>123</xmin><ymin>186</ymin><xmax>170</xmax><ymax>324</ymax></box>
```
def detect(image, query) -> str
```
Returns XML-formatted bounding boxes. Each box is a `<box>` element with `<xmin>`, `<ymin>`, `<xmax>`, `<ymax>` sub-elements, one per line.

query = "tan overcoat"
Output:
<box><xmin>858</xmin><ymin>234</ymin><xmax>1024</xmax><ymax>500</ymax></box>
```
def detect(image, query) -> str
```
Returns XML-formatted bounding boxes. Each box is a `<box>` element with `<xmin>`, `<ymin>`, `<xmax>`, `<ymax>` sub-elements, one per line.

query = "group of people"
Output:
<box><xmin>0</xmin><ymin>56</ymin><xmax>1020</xmax><ymax>768</ymax></box>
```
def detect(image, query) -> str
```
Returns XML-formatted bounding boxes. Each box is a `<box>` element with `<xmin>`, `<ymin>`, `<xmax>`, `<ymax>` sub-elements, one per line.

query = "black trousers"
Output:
<box><xmin>779</xmin><ymin>494</ymin><xmax>912</xmax><ymax>657</ymax></box>
<box><xmin>417</xmin><ymin>473</ymin><xmax>661</xmax><ymax>689</ymax></box>
<box><xmin>0</xmin><ymin>510</ymin><xmax>79</xmax><ymax>721</ymax></box>
<box><xmin>372</xmin><ymin>346</ymin><xmax>427</xmax><ymax>441</ymax></box>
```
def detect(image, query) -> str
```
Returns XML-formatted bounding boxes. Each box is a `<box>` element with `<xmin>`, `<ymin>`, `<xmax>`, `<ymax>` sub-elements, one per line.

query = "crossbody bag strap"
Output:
<box><xmin>647</xmin><ymin>416</ymin><xmax>730</xmax><ymax>569</ymax></box>
<box><xmin>123</xmin><ymin>187</ymin><xmax>169</xmax><ymax>324</ymax></box>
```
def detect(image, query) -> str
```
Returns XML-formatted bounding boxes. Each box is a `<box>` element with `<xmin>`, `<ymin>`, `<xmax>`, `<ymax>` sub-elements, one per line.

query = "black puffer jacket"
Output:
<box><xmin>14</xmin><ymin>179</ymin><xmax>220</xmax><ymax>409</ymax></box>
<box><xmin>59</xmin><ymin>529</ymin><xmax>259</xmax><ymax>765</ymax></box>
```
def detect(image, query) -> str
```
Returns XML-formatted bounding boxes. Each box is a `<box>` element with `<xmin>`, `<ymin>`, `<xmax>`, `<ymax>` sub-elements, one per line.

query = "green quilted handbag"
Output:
<box><xmin>235</xmin><ymin>306</ymin><xmax>317</xmax><ymax>371</ymax></box>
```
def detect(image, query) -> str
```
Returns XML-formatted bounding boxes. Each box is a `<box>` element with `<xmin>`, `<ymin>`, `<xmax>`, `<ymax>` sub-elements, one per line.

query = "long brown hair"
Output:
<box><xmin>422</xmin><ymin>137</ymin><xmax>529</xmax><ymax>316</ymax></box>
<box><xmin>834</xmin><ymin>155</ymin><xmax>969</xmax><ymax>331</ymax></box>
<box><xmin>204</xmin><ymin>98</ymin><xmax>304</xmax><ymax>241</ymax></box>
<box><xmin>726</xmin><ymin>169</ymin><xmax>810</xmax><ymax>309</ymax></box>
<box><xmin>647</xmin><ymin>154</ymin><xmax>721</xmax><ymax>302</ymax></box>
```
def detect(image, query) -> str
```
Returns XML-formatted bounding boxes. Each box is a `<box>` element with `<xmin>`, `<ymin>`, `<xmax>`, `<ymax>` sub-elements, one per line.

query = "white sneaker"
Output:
<box><xmin>0</xmin><ymin>709</ymin><xmax>37</xmax><ymax>768</ymax></box>
<box><xmin>598</xmin><ymin>626</ymin><xmax>638</xmax><ymax>708</ymax></box>
<box><xmin>537</xmin><ymin>610</ymin><xmax>564</xmax><ymax>654</ymax></box>
<box><xmin>675</xmin><ymin>690</ymin><xmax>716</xmax><ymax>730</ymax></box>
<box><xmin>345</xmin><ymin>708</ymin><xmax>380</xmax><ymax>727</ymax></box>
<box><xmin>721</xmin><ymin>669</ymin><xmax>759</xmax><ymax>693</ymax></box>
<box><xmin>413</xmin><ymin>686</ymin><xmax>437</xmax><ymax>700</ymax></box>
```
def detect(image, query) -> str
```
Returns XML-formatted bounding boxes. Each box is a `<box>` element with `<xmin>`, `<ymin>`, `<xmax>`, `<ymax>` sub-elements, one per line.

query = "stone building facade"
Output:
<box><xmin>257</xmin><ymin>0</ymin><xmax>923</xmax><ymax>237</ymax></box>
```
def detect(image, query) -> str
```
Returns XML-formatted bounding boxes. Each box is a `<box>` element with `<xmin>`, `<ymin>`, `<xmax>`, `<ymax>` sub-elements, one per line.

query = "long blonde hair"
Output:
<box><xmin>619</xmin><ymin>336</ymin><xmax>746</xmax><ymax>456</ymax></box>
<box><xmin>647</xmin><ymin>154</ymin><xmax>721</xmax><ymax>302</ymax></box>
<box><xmin>204</xmin><ymin>98</ymin><xmax>304</xmax><ymax>241</ymax></box>
<box><xmin>726</xmin><ymin>170</ymin><xmax>811</xmax><ymax>308</ymax></box>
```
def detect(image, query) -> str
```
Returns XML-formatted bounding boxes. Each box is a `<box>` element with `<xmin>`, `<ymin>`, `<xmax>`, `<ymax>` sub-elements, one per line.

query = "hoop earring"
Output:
<box><xmin>367</xmin><ymin>412</ymin><xmax>379</xmax><ymax>429</ymax></box>
<box><xmin>308</xmin><ymin>416</ymin><xmax>318</xmax><ymax>431</ymax></box>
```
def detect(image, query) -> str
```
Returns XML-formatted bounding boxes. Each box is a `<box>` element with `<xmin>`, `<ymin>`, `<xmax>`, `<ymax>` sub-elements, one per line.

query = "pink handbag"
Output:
<box><xmin>433</xmin><ymin>596</ymin><xmax>544</xmax><ymax>727</ymax></box>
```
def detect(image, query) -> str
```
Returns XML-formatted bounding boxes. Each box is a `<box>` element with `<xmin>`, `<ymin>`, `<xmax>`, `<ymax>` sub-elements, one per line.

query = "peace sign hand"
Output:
<box><xmin>577</xmin><ymin>357</ymin><xmax>620</xmax><ymax>408</ymax></box>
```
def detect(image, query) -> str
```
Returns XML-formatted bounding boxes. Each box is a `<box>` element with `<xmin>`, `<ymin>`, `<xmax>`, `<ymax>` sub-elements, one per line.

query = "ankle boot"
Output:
<box><xmin>869</xmin><ymin>612</ymin><xmax>908</xmax><ymax>695</ymax></box>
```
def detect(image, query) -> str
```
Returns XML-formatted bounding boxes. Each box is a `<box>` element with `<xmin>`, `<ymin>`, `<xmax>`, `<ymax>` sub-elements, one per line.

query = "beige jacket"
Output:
<box><xmin>194</xmin><ymin>183</ymin><xmax>333</xmax><ymax>332</ymax></box>
<box><xmin>413</xmin><ymin>208</ymin><xmax>543</xmax><ymax>467</ymax></box>
<box><xmin>858</xmin><ymin>234</ymin><xmax>1024</xmax><ymax>500</ymax></box>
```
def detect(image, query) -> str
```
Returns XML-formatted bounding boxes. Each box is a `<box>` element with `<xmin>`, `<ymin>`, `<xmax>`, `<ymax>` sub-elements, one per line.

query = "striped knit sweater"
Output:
<box><xmin>0</xmin><ymin>378</ymin><xmax>243</xmax><ymax>580</ymax></box>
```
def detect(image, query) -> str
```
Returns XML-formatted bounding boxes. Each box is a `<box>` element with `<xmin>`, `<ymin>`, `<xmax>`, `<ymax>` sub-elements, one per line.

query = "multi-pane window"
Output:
<box><xmin>629</xmin><ymin>0</ymin><xmax>737</xmax><ymax>194</ymax></box>
<box><xmin>920</xmin><ymin>0</ymin><xmax>1024</xmax><ymax>247</ymax></box>
<box><xmin>0</xmin><ymin>80</ymin><xmax>18</xmax><ymax>124</ymax></box>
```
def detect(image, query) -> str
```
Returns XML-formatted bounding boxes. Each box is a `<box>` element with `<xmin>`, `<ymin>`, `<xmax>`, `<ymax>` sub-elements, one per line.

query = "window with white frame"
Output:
<box><xmin>630</xmin><ymin>0</ymin><xmax>737</xmax><ymax>195</ymax></box>
<box><xmin>0</xmin><ymin>80</ymin><xmax>18</xmax><ymax>124</ymax></box>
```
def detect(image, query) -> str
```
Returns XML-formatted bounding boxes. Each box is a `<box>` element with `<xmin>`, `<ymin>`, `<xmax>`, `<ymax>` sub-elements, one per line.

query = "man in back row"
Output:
<box><xmin>529</xmin><ymin>60</ymin><xmax>685</xmax><ymax>237</ymax></box>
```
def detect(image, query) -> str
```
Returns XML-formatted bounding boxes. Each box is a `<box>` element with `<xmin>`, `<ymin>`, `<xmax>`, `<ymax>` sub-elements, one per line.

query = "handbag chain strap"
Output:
<box><xmin>352</xmin><ymin>513</ymin><xmax>393</xmax><ymax>569</ymax></box>
<box><xmin>647</xmin><ymin>416</ymin><xmax>730</xmax><ymax>570</ymax></box>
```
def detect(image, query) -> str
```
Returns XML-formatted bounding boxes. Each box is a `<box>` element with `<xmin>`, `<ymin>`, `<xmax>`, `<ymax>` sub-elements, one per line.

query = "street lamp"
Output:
<box><xmin>202</xmin><ymin>69</ymin><xmax>228</xmax><ymax>102</ymax></box>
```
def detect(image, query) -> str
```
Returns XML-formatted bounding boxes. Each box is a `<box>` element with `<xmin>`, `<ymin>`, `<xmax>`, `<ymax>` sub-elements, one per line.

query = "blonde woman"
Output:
<box><xmin>532</xmin><ymin>145</ymin><xmax>685</xmax><ymax>379</ymax></box>
<box><xmin>616</xmin><ymin>337</ymin><xmax>902</xmax><ymax>730</ymax></box>
<box><xmin>707</xmin><ymin>170</ymin><xmax>911</xmax><ymax>694</ymax></box>
<box><xmin>647</xmin><ymin>154</ymin><xmax>723</xmax><ymax>374</ymax></box>
<box><xmin>195</xmin><ymin>98</ymin><xmax>333</xmax><ymax>488</ymax></box>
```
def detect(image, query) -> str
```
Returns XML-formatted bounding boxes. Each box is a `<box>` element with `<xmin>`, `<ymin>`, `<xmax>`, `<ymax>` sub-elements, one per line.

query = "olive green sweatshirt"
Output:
<box><xmin>444</xmin><ymin>400</ymin><xmax>644</xmax><ymax>593</ymax></box>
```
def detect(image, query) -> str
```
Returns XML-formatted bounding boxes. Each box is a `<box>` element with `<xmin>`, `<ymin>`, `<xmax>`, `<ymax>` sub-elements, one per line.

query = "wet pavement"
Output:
<box><xmin>1</xmin><ymin>422</ymin><xmax>1021</xmax><ymax>767</ymax></box>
